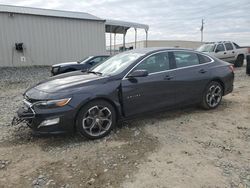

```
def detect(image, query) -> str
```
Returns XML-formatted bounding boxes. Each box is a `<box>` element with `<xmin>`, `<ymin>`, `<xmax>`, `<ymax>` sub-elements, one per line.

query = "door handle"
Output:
<box><xmin>165</xmin><ymin>75</ymin><xmax>174</xmax><ymax>80</ymax></box>
<box><xmin>199</xmin><ymin>69</ymin><xmax>207</xmax><ymax>74</ymax></box>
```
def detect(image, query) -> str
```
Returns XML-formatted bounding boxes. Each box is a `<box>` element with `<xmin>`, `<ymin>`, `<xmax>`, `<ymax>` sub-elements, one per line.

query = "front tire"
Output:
<box><xmin>76</xmin><ymin>100</ymin><xmax>116</xmax><ymax>139</ymax></box>
<box><xmin>201</xmin><ymin>81</ymin><xmax>223</xmax><ymax>110</ymax></box>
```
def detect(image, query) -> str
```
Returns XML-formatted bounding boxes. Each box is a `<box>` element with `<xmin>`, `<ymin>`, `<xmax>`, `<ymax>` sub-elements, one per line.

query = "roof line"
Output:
<box><xmin>0</xmin><ymin>4</ymin><xmax>104</xmax><ymax>21</ymax></box>
<box><xmin>105</xmin><ymin>19</ymin><xmax>149</xmax><ymax>31</ymax></box>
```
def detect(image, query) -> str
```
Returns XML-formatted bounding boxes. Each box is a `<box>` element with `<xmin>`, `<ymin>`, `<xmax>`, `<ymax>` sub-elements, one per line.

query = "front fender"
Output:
<box><xmin>72</xmin><ymin>85</ymin><xmax>123</xmax><ymax>120</ymax></box>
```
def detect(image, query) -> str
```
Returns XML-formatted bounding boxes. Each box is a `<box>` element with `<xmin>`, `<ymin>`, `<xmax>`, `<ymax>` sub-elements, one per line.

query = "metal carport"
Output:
<box><xmin>105</xmin><ymin>19</ymin><xmax>149</xmax><ymax>54</ymax></box>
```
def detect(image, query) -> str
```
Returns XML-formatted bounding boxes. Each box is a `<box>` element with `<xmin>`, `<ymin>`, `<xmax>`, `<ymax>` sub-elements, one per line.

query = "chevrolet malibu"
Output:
<box><xmin>13</xmin><ymin>48</ymin><xmax>234</xmax><ymax>139</ymax></box>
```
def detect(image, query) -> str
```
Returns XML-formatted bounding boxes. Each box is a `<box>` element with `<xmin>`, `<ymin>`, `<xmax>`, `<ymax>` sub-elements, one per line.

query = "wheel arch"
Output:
<box><xmin>209</xmin><ymin>78</ymin><xmax>225</xmax><ymax>95</ymax></box>
<box><xmin>237</xmin><ymin>54</ymin><xmax>245</xmax><ymax>59</ymax></box>
<box><xmin>74</xmin><ymin>97</ymin><xmax>121</xmax><ymax>131</ymax></box>
<box><xmin>88</xmin><ymin>97</ymin><xmax>121</xmax><ymax>119</ymax></box>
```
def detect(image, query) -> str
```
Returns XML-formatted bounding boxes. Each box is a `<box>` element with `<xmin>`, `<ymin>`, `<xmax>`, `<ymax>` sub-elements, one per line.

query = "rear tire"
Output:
<box><xmin>76</xmin><ymin>100</ymin><xmax>116</xmax><ymax>139</ymax></box>
<box><xmin>246</xmin><ymin>55</ymin><xmax>250</xmax><ymax>75</ymax></box>
<box><xmin>234</xmin><ymin>55</ymin><xmax>244</xmax><ymax>67</ymax></box>
<box><xmin>201</xmin><ymin>81</ymin><xmax>223</xmax><ymax>110</ymax></box>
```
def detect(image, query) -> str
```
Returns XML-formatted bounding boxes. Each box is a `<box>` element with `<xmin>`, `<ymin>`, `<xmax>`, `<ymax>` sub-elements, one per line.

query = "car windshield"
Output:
<box><xmin>197</xmin><ymin>44</ymin><xmax>215</xmax><ymax>52</ymax></box>
<box><xmin>78</xmin><ymin>56</ymin><xmax>93</xmax><ymax>64</ymax></box>
<box><xmin>90</xmin><ymin>52</ymin><xmax>144</xmax><ymax>76</ymax></box>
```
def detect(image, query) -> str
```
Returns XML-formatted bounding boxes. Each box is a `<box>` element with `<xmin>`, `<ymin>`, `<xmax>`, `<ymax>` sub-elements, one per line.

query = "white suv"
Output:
<box><xmin>197</xmin><ymin>41</ymin><xmax>248</xmax><ymax>67</ymax></box>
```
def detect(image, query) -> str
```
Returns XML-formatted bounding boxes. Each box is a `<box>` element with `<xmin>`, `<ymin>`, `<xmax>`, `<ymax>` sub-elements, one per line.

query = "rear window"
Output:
<box><xmin>198</xmin><ymin>54</ymin><xmax>212</xmax><ymax>64</ymax></box>
<box><xmin>173</xmin><ymin>51</ymin><xmax>199</xmax><ymax>68</ymax></box>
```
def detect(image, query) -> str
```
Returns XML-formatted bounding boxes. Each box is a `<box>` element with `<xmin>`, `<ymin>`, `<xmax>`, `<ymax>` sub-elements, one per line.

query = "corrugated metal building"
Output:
<box><xmin>0</xmin><ymin>5</ymin><xmax>106</xmax><ymax>67</ymax></box>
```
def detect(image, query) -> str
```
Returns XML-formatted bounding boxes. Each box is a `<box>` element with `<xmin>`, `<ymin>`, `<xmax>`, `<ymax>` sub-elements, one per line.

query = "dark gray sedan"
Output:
<box><xmin>14</xmin><ymin>48</ymin><xmax>234</xmax><ymax>139</ymax></box>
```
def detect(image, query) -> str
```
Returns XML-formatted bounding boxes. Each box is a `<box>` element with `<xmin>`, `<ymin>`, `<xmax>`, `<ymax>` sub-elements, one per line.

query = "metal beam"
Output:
<box><xmin>134</xmin><ymin>28</ymin><xmax>137</xmax><ymax>49</ymax></box>
<box><xmin>123</xmin><ymin>27</ymin><xmax>126</xmax><ymax>52</ymax></box>
<box><xmin>110</xmin><ymin>26</ymin><xmax>112</xmax><ymax>55</ymax></box>
<box><xmin>114</xmin><ymin>33</ymin><xmax>116</xmax><ymax>53</ymax></box>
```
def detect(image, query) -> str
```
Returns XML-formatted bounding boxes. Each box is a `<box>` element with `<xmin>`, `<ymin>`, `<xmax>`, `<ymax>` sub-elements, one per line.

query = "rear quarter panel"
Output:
<box><xmin>209</xmin><ymin>60</ymin><xmax>234</xmax><ymax>95</ymax></box>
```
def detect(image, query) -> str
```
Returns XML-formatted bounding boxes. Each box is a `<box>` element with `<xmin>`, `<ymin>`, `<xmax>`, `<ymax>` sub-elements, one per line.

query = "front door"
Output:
<box><xmin>121</xmin><ymin>52</ymin><xmax>176</xmax><ymax>117</ymax></box>
<box><xmin>214</xmin><ymin>43</ymin><xmax>227</xmax><ymax>60</ymax></box>
<box><xmin>224</xmin><ymin>42</ymin><xmax>236</xmax><ymax>62</ymax></box>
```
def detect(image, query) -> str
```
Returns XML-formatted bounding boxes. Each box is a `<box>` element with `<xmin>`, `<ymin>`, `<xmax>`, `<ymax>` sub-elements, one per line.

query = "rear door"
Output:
<box><xmin>121</xmin><ymin>52</ymin><xmax>176</xmax><ymax>116</ymax></box>
<box><xmin>169</xmin><ymin>51</ymin><xmax>213</xmax><ymax>105</ymax></box>
<box><xmin>224</xmin><ymin>42</ymin><xmax>236</xmax><ymax>62</ymax></box>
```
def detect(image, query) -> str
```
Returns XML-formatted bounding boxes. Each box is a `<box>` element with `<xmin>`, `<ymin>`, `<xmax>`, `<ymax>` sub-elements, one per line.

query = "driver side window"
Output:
<box><xmin>134</xmin><ymin>52</ymin><xmax>170</xmax><ymax>74</ymax></box>
<box><xmin>215</xmin><ymin>44</ymin><xmax>225</xmax><ymax>52</ymax></box>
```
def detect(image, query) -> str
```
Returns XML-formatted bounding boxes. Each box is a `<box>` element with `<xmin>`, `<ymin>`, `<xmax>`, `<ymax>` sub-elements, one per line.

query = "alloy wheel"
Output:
<box><xmin>206</xmin><ymin>85</ymin><xmax>222</xmax><ymax>108</ymax></box>
<box><xmin>82</xmin><ymin>105</ymin><xmax>112</xmax><ymax>137</ymax></box>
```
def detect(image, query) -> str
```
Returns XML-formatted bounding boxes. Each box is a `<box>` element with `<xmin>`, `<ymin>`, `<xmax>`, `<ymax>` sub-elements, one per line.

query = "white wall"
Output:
<box><xmin>110</xmin><ymin>40</ymin><xmax>204</xmax><ymax>51</ymax></box>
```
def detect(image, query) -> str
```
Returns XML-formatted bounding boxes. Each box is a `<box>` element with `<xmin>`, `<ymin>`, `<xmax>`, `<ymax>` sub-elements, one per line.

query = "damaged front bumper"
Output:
<box><xmin>12</xmin><ymin>99</ymin><xmax>35</xmax><ymax>126</ymax></box>
<box><xmin>12</xmin><ymin>99</ymin><xmax>76</xmax><ymax>134</ymax></box>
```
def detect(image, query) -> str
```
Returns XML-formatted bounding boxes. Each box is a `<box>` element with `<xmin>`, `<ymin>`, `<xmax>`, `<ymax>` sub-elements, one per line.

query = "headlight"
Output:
<box><xmin>34</xmin><ymin>98</ymin><xmax>71</xmax><ymax>109</ymax></box>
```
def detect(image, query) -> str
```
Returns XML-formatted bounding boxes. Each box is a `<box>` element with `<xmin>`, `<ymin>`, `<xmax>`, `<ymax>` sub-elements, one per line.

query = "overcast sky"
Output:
<box><xmin>1</xmin><ymin>0</ymin><xmax>250</xmax><ymax>45</ymax></box>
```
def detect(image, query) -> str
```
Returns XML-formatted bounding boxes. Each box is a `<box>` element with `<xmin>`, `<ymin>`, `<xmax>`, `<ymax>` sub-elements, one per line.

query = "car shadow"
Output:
<box><xmin>117</xmin><ymin>98</ymin><xmax>234</xmax><ymax>130</ymax></box>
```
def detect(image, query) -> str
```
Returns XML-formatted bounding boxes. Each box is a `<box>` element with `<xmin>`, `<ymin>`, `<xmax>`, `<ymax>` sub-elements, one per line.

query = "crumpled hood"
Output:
<box><xmin>32</xmin><ymin>71</ymin><xmax>106</xmax><ymax>93</ymax></box>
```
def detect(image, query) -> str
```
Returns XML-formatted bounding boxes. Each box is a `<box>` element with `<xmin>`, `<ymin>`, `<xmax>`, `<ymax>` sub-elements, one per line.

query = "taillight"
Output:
<box><xmin>229</xmin><ymin>65</ymin><xmax>234</xmax><ymax>73</ymax></box>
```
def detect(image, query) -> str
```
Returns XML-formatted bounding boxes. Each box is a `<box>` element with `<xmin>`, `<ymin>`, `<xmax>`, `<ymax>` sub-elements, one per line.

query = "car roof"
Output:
<box><xmin>122</xmin><ymin>47</ymin><xmax>197</xmax><ymax>55</ymax></box>
<box><xmin>204</xmin><ymin>41</ymin><xmax>232</xmax><ymax>44</ymax></box>
<box><xmin>94</xmin><ymin>55</ymin><xmax>110</xmax><ymax>57</ymax></box>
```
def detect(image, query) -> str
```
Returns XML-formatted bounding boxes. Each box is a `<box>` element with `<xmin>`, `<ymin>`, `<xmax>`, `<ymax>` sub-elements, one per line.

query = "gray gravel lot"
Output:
<box><xmin>0</xmin><ymin>67</ymin><xmax>51</xmax><ymax>142</ymax></box>
<box><xmin>0</xmin><ymin>65</ymin><xmax>249</xmax><ymax>188</ymax></box>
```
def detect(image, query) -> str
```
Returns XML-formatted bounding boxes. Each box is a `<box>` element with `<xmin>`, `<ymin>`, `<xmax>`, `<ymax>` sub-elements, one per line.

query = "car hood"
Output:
<box><xmin>31</xmin><ymin>71</ymin><xmax>107</xmax><ymax>93</ymax></box>
<box><xmin>52</xmin><ymin>61</ymin><xmax>78</xmax><ymax>67</ymax></box>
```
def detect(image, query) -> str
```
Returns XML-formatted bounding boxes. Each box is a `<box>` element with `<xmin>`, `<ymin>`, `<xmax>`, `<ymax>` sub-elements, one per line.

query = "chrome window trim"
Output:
<box><xmin>122</xmin><ymin>49</ymin><xmax>214</xmax><ymax>80</ymax></box>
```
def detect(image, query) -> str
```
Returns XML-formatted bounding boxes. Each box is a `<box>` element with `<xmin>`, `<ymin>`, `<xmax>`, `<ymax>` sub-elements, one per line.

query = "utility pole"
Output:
<box><xmin>200</xmin><ymin>19</ymin><xmax>204</xmax><ymax>42</ymax></box>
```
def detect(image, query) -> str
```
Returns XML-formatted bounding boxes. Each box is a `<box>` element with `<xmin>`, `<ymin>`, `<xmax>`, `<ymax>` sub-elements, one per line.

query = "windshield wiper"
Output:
<box><xmin>86</xmin><ymin>70</ymin><xmax>102</xmax><ymax>75</ymax></box>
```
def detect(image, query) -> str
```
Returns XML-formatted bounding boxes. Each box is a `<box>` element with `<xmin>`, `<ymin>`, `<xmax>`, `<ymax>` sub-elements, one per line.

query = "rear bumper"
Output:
<box><xmin>15</xmin><ymin>100</ymin><xmax>76</xmax><ymax>134</ymax></box>
<box><xmin>223</xmin><ymin>72</ymin><xmax>234</xmax><ymax>96</ymax></box>
<box><xmin>224</xmin><ymin>83</ymin><xmax>233</xmax><ymax>95</ymax></box>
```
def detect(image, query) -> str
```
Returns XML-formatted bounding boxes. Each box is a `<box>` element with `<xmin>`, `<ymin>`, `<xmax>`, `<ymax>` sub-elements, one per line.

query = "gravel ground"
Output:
<box><xmin>0</xmin><ymin>66</ymin><xmax>249</xmax><ymax>188</ymax></box>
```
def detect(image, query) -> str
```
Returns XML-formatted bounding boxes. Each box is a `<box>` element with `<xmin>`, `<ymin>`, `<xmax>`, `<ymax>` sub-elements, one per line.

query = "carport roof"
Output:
<box><xmin>0</xmin><ymin>4</ymin><xmax>104</xmax><ymax>21</ymax></box>
<box><xmin>105</xmin><ymin>19</ymin><xmax>149</xmax><ymax>34</ymax></box>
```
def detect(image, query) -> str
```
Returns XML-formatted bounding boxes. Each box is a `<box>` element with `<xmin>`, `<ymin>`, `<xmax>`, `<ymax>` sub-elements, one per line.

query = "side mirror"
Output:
<box><xmin>215</xmin><ymin>49</ymin><xmax>219</xmax><ymax>53</ymax></box>
<box><xmin>128</xmin><ymin>69</ymin><xmax>148</xmax><ymax>78</ymax></box>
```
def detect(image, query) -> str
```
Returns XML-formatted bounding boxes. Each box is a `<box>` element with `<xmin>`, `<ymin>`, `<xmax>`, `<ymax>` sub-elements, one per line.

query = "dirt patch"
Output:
<box><xmin>123</xmin><ymin>66</ymin><xmax>250</xmax><ymax>188</ymax></box>
<box><xmin>0</xmin><ymin>123</ymin><xmax>158</xmax><ymax>187</ymax></box>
